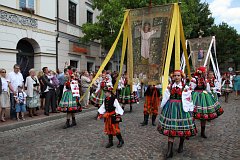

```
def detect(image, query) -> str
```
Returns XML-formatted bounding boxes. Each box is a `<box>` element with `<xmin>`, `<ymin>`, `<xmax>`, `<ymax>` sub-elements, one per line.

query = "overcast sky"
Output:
<box><xmin>201</xmin><ymin>0</ymin><xmax>240</xmax><ymax>33</ymax></box>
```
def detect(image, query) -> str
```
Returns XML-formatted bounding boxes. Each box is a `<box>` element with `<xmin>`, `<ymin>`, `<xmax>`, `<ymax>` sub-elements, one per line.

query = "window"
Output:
<box><xmin>69</xmin><ymin>1</ymin><xmax>77</xmax><ymax>25</ymax></box>
<box><xmin>70</xmin><ymin>60</ymin><xmax>78</xmax><ymax>69</ymax></box>
<box><xmin>19</xmin><ymin>0</ymin><xmax>26</xmax><ymax>9</ymax></box>
<box><xmin>28</xmin><ymin>0</ymin><xmax>34</xmax><ymax>9</ymax></box>
<box><xmin>19</xmin><ymin>0</ymin><xmax>34</xmax><ymax>9</ymax></box>
<box><xmin>87</xmin><ymin>11</ymin><xmax>93</xmax><ymax>23</ymax></box>
<box><xmin>87</xmin><ymin>62</ymin><xmax>94</xmax><ymax>72</ymax></box>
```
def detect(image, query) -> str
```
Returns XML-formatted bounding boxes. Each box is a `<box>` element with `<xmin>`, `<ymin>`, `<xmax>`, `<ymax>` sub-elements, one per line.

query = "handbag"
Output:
<box><xmin>111</xmin><ymin>114</ymin><xmax>122</xmax><ymax>124</ymax></box>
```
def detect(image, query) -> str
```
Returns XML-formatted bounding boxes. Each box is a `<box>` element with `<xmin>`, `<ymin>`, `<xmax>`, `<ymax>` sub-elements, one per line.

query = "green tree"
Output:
<box><xmin>81</xmin><ymin>0</ymin><xmax>214</xmax><ymax>48</ymax></box>
<box><xmin>210</xmin><ymin>23</ymin><xmax>240</xmax><ymax>70</ymax></box>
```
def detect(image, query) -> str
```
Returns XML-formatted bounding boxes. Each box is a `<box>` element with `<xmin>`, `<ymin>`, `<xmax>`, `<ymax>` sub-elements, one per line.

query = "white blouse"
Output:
<box><xmin>1</xmin><ymin>77</ymin><xmax>9</xmax><ymax>92</ymax></box>
<box><xmin>161</xmin><ymin>82</ymin><xmax>194</xmax><ymax>112</ymax></box>
<box><xmin>98</xmin><ymin>98</ymin><xmax>124</xmax><ymax>115</ymax></box>
<box><xmin>25</xmin><ymin>76</ymin><xmax>40</xmax><ymax>97</ymax></box>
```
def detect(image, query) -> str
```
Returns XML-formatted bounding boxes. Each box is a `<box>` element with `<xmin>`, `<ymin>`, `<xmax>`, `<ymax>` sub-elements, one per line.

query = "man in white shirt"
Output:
<box><xmin>7</xmin><ymin>64</ymin><xmax>24</xmax><ymax>119</ymax></box>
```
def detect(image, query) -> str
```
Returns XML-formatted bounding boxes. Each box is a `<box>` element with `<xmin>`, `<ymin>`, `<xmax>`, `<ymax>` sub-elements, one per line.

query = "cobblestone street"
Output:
<box><xmin>0</xmin><ymin>95</ymin><xmax>239</xmax><ymax>160</ymax></box>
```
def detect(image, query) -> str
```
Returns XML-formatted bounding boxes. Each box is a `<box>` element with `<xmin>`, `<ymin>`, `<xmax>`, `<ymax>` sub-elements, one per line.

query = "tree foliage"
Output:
<box><xmin>81</xmin><ymin>0</ymin><xmax>214</xmax><ymax>48</ymax></box>
<box><xmin>210</xmin><ymin>23</ymin><xmax>240</xmax><ymax>70</ymax></box>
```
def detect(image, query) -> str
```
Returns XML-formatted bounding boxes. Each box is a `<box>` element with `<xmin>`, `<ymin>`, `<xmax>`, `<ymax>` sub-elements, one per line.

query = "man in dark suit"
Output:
<box><xmin>42</xmin><ymin>67</ymin><xmax>57</xmax><ymax>116</ymax></box>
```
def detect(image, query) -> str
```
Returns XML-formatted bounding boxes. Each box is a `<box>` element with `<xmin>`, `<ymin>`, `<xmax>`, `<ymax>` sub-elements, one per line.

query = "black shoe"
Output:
<box><xmin>105</xmin><ymin>142</ymin><xmax>113</xmax><ymax>148</ymax></box>
<box><xmin>44</xmin><ymin>112</ymin><xmax>49</xmax><ymax>116</ymax></box>
<box><xmin>152</xmin><ymin>115</ymin><xmax>157</xmax><ymax>126</ymax></box>
<box><xmin>106</xmin><ymin>135</ymin><xmax>113</xmax><ymax>148</ymax></box>
<box><xmin>141</xmin><ymin>114</ymin><xmax>149</xmax><ymax>126</ymax></box>
<box><xmin>178</xmin><ymin>138</ymin><xmax>184</xmax><ymax>153</ymax></box>
<box><xmin>63</xmin><ymin>119</ymin><xmax>71</xmax><ymax>129</ymax></box>
<box><xmin>166</xmin><ymin>141</ymin><xmax>173</xmax><ymax>158</ymax></box>
<box><xmin>201</xmin><ymin>126</ymin><xmax>207</xmax><ymax>138</ymax></box>
<box><xmin>71</xmin><ymin>117</ymin><xmax>77</xmax><ymax>126</ymax></box>
<box><xmin>117</xmin><ymin>140</ymin><xmax>124</xmax><ymax>148</ymax></box>
<box><xmin>116</xmin><ymin>134</ymin><xmax>124</xmax><ymax>148</ymax></box>
<box><xmin>130</xmin><ymin>105</ymin><xmax>132</xmax><ymax>112</ymax></box>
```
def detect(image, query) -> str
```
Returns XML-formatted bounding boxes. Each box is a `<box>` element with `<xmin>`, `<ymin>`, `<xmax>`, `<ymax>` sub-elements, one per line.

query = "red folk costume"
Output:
<box><xmin>141</xmin><ymin>85</ymin><xmax>161</xmax><ymax>126</ymax></box>
<box><xmin>98</xmin><ymin>86</ymin><xmax>124</xmax><ymax>148</ymax></box>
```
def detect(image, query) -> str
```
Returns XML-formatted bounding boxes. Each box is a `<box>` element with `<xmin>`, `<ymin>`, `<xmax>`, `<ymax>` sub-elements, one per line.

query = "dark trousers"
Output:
<box><xmin>45</xmin><ymin>89</ymin><xmax>56</xmax><ymax>113</ymax></box>
<box><xmin>58</xmin><ymin>85</ymin><xmax>64</xmax><ymax>104</ymax></box>
<box><xmin>10</xmin><ymin>93</ymin><xmax>16</xmax><ymax>119</ymax></box>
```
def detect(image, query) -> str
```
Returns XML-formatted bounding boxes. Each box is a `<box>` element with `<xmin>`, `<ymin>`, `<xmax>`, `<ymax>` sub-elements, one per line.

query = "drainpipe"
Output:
<box><xmin>56</xmin><ymin>0</ymin><xmax>59</xmax><ymax>70</ymax></box>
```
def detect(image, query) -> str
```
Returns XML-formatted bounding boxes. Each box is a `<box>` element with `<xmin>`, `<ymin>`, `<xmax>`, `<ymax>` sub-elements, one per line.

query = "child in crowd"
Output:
<box><xmin>15</xmin><ymin>86</ymin><xmax>27</xmax><ymax>121</ymax></box>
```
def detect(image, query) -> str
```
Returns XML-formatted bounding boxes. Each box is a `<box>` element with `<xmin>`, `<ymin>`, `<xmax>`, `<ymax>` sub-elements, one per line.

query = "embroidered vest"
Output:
<box><xmin>105</xmin><ymin>95</ymin><xmax>116</xmax><ymax>113</ymax></box>
<box><xmin>170</xmin><ymin>84</ymin><xmax>184</xmax><ymax>100</ymax></box>
<box><xmin>195</xmin><ymin>77</ymin><xmax>206</xmax><ymax>90</ymax></box>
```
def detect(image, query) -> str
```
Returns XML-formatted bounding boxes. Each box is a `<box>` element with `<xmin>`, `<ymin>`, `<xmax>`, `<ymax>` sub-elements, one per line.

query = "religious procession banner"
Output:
<box><xmin>79</xmin><ymin>3</ymin><xmax>191</xmax><ymax>100</ymax></box>
<box><xmin>189</xmin><ymin>36</ymin><xmax>212</xmax><ymax>70</ymax></box>
<box><xmin>128</xmin><ymin>5</ymin><xmax>174</xmax><ymax>85</ymax></box>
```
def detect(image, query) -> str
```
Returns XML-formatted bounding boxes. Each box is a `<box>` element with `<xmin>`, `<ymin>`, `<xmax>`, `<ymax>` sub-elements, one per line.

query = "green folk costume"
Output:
<box><xmin>158</xmin><ymin>82</ymin><xmax>197</xmax><ymax>137</ymax></box>
<box><xmin>190</xmin><ymin>76</ymin><xmax>224</xmax><ymax>120</ymax></box>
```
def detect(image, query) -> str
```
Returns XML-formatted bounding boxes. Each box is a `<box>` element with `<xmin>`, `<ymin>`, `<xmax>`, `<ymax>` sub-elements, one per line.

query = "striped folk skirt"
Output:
<box><xmin>118</xmin><ymin>85</ymin><xmax>137</xmax><ymax>104</ymax></box>
<box><xmin>192</xmin><ymin>90</ymin><xmax>224</xmax><ymax>120</ymax></box>
<box><xmin>58</xmin><ymin>90</ymin><xmax>81</xmax><ymax>113</ymax></box>
<box><xmin>90</xmin><ymin>89</ymin><xmax>105</xmax><ymax>107</ymax></box>
<box><xmin>158</xmin><ymin>99</ymin><xmax>197</xmax><ymax>137</ymax></box>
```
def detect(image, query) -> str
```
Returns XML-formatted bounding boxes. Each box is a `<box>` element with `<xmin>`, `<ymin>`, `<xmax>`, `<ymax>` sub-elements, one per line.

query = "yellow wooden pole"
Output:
<box><xmin>175</xmin><ymin>5</ymin><xmax>180</xmax><ymax>70</ymax></box>
<box><xmin>113</xmin><ymin>19</ymin><xmax>128</xmax><ymax>92</ymax></box>
<box><xmin>162</xmin><ymin>4</ymin><xmax>178</xmax><ymax>96</ymax></box>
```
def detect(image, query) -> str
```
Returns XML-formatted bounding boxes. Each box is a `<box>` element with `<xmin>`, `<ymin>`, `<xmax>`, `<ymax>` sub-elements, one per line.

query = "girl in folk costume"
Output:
<box><xmin>141</xmin><ymin>84</ymin><xmax>161</xmax><ymax>126</ymax></box>
<box><xmin>221</xmin><ymin>72</ymin><xmax>233</xmax><ymax>103</ymax></box>
<box><xmin>207</xmin><ymin>71</ymin><xmax>221</xmax><ymax>100</ymax></box>
<box><xmin>190</xmin><ymin>66</ymin><xmax>224</xmax><ymax>138</ymax></box>
<box><xmin>98</xmin><ymin>85</ymin><xmax>124</xmax><ymax>148</ymax></box>
<box><xmin>132</xmin><ymin>74</ymin><xmax>140</xmax><ymax>104</ymax></box>
<box><xmin>58</xmin><ymin>75</ymin><xmax>82</xmax><ymax>129</ymax></box>
<box><xmin>118</xmin><ymin>72</ymin><xmax>138</xmax><ymax>112</ymax></box>
<box><xmin>157</xmin><ymin>70</ymin><xmax>197</xmax><ymax>158</ymax></box>
<box><xmin>90</xmin><ymin>73</ymin><xmax>112</xmax><ymax>108</ymax></box>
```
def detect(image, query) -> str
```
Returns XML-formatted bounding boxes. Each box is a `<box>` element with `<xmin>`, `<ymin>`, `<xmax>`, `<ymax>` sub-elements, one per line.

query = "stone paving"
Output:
<box><xmin>0</xmin><ymin>95</ymin><xmax>239</xmax><ymax>160</ymax></box>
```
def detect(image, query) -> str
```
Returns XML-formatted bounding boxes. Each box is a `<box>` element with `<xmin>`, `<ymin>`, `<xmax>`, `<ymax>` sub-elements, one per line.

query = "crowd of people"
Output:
<box><xmin>0</xmin><ymin>64</ymin><xmax>142</xmax><ymax>123</ymax></box>
<box><xmin>1</xmin><ymin>63</ymin><xmax>240</xmax><ymax>157</ymax></box>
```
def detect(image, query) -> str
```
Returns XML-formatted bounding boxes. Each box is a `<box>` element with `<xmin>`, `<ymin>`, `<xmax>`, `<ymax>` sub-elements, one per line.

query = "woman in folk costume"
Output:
<box><xmin>141</xmin><ymin>84</ymin><xmax>161</xmax><ymax>126</ymax></box>
<box><xmin>221</xmin><ymin>72</ymin><xmax>233</xmax><ymax>103</ymax></box>
<box><xmin>118</xmin><ymin>71</ymin><xmax>137</xmax><ymax>112</ymax></box>
<box><xmin>207</xmin><ymin>71</ymin><xmax>221</xmax><ymax>100</ymax></box>
<box><xmin>90</xmin><ymin>73</ymin><xmax>112</xmax><ymax>108</ymax></box>
<box><xmin>98</xmin><ymin>85</ymin><xmax>124</xmax><ymax>148</ymax></box>
<box><xmin>190</xmin><ymin>66</ymin><xmax>224</xmax><ymax>138</ymax></box>
<box><xmin>58</xmin><ymin>74</ymin><xmax>82</xmax><ymax>129</ymax></box>
<box><xmin>157</xmin><ymin>70</ymin><xmax>197</xmax><ymax>158</ymax></box>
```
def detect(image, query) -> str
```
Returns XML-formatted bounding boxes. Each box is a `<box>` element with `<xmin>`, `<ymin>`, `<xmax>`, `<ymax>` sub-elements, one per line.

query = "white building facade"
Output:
<box><xmin>0</xmin><ymin>0</ymin><xmax>56</xmax><ymax>79</ymax></box>
<box><xmin>0</xmin><ymin>0</ymin><xmax>120</xmax><ymax>78</ymax></box>
<box><xmin>58</xmin><ymin>0</ymin><xmax>119</xmax><ymax>72</ymax></box>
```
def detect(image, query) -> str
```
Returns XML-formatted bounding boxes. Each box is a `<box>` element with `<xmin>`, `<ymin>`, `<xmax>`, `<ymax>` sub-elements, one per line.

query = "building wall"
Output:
<box><xmin>58</xmin><ymin>0</ymin><xmax>118</xmax><ymax>73</ymax></box>
<box><xmin>0</xmin><ymin>0</ymin><xmax>17</xmax><ymax>9</ymax></box>
<box><xmin>0</xmin><ymin>3</ymin><xmax>56</xmax><ymax>73</ymax></box>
